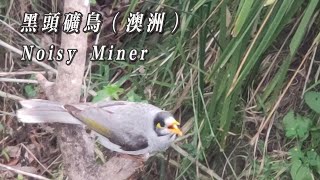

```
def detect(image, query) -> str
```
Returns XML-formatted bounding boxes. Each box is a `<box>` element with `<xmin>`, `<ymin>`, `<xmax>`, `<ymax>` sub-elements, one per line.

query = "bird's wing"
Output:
<box><xmin>64</xmin><ymin>104</ymin><xmax>149</xmax><ymax>151</ymax></box>
<box><xmin>95</xmin><ymin>100</ymin><xmax>132</xmax><ymax>108</ymax></box>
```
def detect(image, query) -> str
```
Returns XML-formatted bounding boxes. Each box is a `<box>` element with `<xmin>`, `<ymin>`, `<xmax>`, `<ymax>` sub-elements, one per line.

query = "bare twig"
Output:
<box><xmin>0</xmin><ymin>78</ymin><xmax>38</xmax><ymax>84</ymax></box>
<box><xmin>302</xmin><ymin>45</ymin><xmax>317</xmax><ymax>97</ymax></box>
<box><xmin>0</xmin><ymin>74</ymin><xmax>96</xmax><ymax>97</ymax></box>
<box><xmin>0</xmin><ymin>110</ymin><xmax>16</xmax><ymax>116</ymax></box>
<box><xmin>171</xmin><ymin>144</ymin><xmax>223</xmax><ymax>180</ymax></box>
<box><xmin>0</xmin><ymin>163</ymin><xmax>50</xmax><ymax>180</ymax></box>
<box><xmin>0</xmin><ymin>19</ymin><xmax>41</xmax><ymax>48</ymax></box>
<box><xmin>0</xmin><ymin>71</ymin><xmax>47</xmax><ymax>77</ymax></box>
<box><xmin>20</xmin><ymin>144</ymin><xmax>53</xmax><ymax>176</ymax></box>
<box><xmin>0</xmin><ymin>90</ymin><xmax>25</xmax><ymax>101</ymax></box>
<box><xmin>0</xmin><ymin>39</ymin><xmax>58</xmax><ymax>74</ymax></box>
<box><xmin>250</xmin><ymin>44</ymin><xmax>314</xmax><ymax>149</ymax></box>
<box><xmin>171</xmin><ymin>70</ymin><xmax>197</xmax><ymax>113</ymax></box>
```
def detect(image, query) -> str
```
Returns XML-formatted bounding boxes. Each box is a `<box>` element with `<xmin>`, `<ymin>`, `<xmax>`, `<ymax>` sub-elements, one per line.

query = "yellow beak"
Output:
<box><xmin>169</xmin><ymin>120</ymin><xmax>183</xmax><ymax>136</ymax></box>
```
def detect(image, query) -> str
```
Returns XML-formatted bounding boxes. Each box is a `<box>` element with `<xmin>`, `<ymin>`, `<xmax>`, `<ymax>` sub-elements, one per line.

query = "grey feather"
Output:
<box><xmin>16</xmin><ymin>99</ymin><xmax>177</xmax><ymax>155</ymax></box>
<box><xmin>17</xmin><ymin>99</ymin><xmax>81</xmax><ymax>124</ymax></box>
<box><xmin>63</xmin><ymin>102</ymin><xmax>165</xmax><ymax>153</ymax></box>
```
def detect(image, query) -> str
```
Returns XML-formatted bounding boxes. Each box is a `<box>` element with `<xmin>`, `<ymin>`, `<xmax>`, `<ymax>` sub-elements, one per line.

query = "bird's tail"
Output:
<box><xmin>17</xmin><ymin>99</ymin><xmax>81</xmax><ymax>124</ymax></box>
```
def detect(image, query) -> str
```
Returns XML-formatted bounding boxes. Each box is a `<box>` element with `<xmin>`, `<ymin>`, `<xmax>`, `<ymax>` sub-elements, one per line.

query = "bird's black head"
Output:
<box><xmin>153</xmin><ymin>111</ymin><xmax>182</xmax><ymax>136</ymax></box>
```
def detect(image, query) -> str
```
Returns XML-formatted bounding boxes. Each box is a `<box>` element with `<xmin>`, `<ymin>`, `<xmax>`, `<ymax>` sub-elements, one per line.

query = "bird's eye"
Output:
<box><xmin>156</xmin><ymin>123</ymin><xmax>163</xmax><ymax>128</ymax></box>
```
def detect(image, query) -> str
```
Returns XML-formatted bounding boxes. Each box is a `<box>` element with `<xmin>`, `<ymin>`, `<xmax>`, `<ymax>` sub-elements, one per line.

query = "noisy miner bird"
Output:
<box><xmin>16</xmin><ymin>99</ymin><xmax>182</xmax><ymax>156</ymax></box>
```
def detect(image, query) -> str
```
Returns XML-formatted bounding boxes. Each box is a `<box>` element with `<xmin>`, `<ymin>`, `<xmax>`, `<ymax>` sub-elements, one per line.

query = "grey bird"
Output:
<box><xmin>16</xmin><ymin>99</ymin><xmax>182</xmax><ymax>155</ymax></box>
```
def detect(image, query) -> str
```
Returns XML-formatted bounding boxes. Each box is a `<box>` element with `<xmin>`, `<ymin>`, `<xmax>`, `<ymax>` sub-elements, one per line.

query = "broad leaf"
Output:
<box><xmin>24</xmin><ymin>84</ymin><xmax>37</xmax><ymax>98</ymax></box>
<box><xmin>304</xmin><ymin>91</ymin><xmax>320</xmax><ymax>113</ymax></box>
<box><xmin>290</xmin><ymin>160</ymin><xmax>313</xmax><ymax>180</ymax></box>
<box><xmin>306</xmin><ymin>150</ymin><xmax>320</xmax><ymax>174</ymax></box>
<box><xmin>283</xmin><ymin>111</ymin><xmax>312</xmax><ymax>139</ymax></box>
<box><xmin>92</xmin><ymin>84</ymin><xmax>124</xmax><ymax>102</ymax></box>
